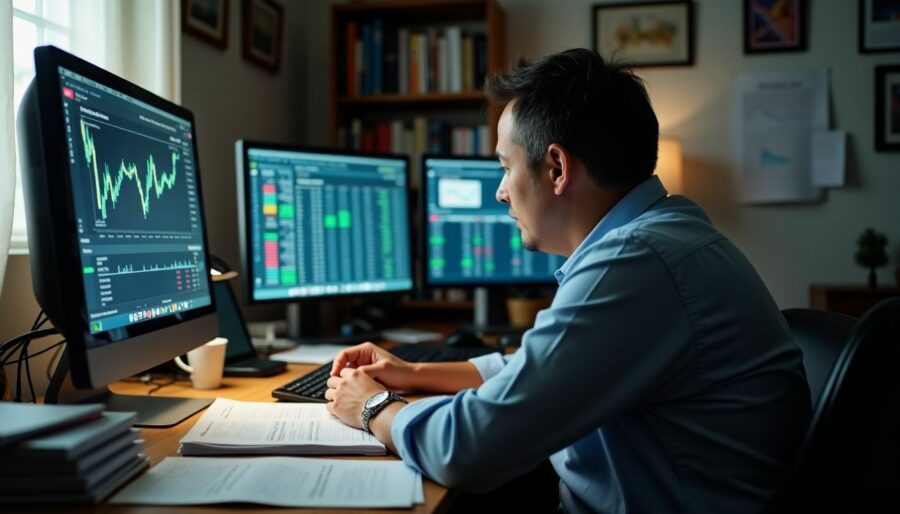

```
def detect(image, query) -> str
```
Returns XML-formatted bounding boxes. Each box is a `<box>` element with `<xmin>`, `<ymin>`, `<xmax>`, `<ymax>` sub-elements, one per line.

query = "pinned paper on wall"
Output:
<box><xmin>810</xmin><ymin>130</ymin><xmax>846</xmax><ymax>188</ymax></box>
<box><xmin>732</xmin><ymin>70</ymin><xmax>831</xmax><ymax>204</ymax></box>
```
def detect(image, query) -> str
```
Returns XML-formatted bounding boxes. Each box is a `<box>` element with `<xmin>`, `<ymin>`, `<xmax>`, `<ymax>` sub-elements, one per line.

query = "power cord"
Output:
<box><xmin>0</xmin><ymin>309</ymin><xmax>63</xmax><ymax>403</ymax></box>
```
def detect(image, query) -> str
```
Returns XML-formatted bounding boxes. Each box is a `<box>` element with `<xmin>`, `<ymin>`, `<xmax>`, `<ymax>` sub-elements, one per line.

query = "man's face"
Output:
<box><xmin>495</xmin><ymin>103</ymin><xmax>549</xmax><ymax>252</ymax></box>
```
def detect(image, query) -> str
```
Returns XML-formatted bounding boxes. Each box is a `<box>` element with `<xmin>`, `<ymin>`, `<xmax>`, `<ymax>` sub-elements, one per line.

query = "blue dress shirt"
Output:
<box><xmin>391</xmin><ymin>175</ymin><xmax>811</xmax><ymax>514</ymax></box>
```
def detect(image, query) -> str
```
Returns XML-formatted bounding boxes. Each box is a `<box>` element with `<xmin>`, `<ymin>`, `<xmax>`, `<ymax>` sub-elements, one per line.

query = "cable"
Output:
<box><xmin>0</xmin><ymin>328</ymin><xmax>59</xmax><ymax>363</ymax></box>
<box><xmin>23</xmin><ymin>343</ymin><xmax>35</xmax><ymax>403</ymax></box>
<box><xmin>30</xmin><ymin>309</ymin><xmax>44</xmax><ymax>331</ymax></box>
<box><xmin>46</xmin><ymin>342</ymin><xmax>65</xmax><ymax>380</ymax></box>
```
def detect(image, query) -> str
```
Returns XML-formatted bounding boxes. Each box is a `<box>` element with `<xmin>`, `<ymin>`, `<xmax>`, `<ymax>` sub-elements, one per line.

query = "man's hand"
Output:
<box><xmin>324</xmin><ymin>367</ymin><xmax>385</xmax><ymax>429</ymax></box>
<box><xmin>330</xmin><ymin>342</ymin><xmax>419</xmax><ymax>391</ymax></box>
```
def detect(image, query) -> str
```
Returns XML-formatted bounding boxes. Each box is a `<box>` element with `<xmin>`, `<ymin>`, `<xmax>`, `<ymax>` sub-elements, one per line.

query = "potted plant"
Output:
<box><xmin>855</xmin><ymin>228</ymin><xmax>888</xmax><ymax>288</ymax></box>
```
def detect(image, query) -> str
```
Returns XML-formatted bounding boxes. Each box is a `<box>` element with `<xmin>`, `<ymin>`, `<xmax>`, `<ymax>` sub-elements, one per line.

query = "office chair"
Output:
<box><xmin>782</xmin><ymin>308</ymin><xmax>856</xmax><ymax>411</ymax></box>
<box><xmin>773</xmin><ymin>298</ymin><xmax>900</xmax><ymax>513</ymax></box>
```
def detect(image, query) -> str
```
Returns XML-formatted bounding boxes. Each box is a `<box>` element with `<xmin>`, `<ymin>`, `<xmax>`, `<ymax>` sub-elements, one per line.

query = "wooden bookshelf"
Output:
<box><xmin>328</xmin><ymin>0</ymin><xmax>506</xmax><ymax>157</ymax></box>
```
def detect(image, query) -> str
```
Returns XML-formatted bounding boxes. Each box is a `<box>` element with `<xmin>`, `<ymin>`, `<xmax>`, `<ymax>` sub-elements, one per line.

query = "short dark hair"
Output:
<box><xmin>485</xmin><ymin>48</ymin><xmax>659</xmax><ymax>189</ymax></box>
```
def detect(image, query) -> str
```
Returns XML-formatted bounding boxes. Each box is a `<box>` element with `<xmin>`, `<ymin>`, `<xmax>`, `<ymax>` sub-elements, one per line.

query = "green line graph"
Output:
<box><xmin>81</xmin><ymin>119</ymin><xmax>180</xmax><ymax>220</ymax></box>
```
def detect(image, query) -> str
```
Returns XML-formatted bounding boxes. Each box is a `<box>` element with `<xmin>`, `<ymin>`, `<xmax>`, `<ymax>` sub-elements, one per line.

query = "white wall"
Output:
<box><xmin>181</xmin><ymin>0</ymin><xmax>308</xmax><ymax>319</ymax></box>
<box><xmin>304</xmin><ymin>0</ymin><xmax>900</xmax><ymax>308</ymax></box>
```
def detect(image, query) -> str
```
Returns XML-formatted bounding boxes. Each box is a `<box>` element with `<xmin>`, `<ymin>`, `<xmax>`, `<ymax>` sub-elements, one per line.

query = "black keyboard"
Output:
<box><xmin>272</xmin><ymin>345</ymin><xmax>500</xmax><ymax>402</ymax></box>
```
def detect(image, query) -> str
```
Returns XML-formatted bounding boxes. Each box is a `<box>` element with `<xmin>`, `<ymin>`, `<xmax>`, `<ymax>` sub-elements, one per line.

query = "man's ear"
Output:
<box><xmin>546</xmin><ymin>143</ymin><xmax>572</xmax><ymax>196</ymax></box>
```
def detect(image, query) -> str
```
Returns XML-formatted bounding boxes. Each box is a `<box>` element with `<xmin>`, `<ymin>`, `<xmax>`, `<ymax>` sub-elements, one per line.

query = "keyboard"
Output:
<box><xmin>272</xmin><ymin>345</ymin><xmax>500</xmax><ymax>403</ymax></box>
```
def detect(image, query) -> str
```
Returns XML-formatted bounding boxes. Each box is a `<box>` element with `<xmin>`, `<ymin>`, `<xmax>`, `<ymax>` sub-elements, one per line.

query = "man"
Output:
<box><xmin>325</xmin><ymin>48</ymin><xmax>811</xmax><ymax>514</ymax></box>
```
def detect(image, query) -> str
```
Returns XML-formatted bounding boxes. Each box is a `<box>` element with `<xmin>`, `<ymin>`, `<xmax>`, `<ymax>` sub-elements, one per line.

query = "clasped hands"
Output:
<box><xmin>325</xmin><ymin>342</ymin><xmax>416</xmax><ymax>430</ymax></box>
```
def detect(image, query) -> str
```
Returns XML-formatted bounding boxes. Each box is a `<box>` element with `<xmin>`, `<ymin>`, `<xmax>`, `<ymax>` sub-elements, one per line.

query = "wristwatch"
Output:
<box><xmin>361</xmin><ymin>391</ymin><xmax>408</xmax><ymax>434</ymax></box>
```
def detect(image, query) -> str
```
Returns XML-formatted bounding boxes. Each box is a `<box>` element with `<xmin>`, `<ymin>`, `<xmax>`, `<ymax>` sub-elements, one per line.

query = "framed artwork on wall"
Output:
<box><xmin>182</xmin><ymin>0</ymin><xmax>229</xmax><ymax>49</ymax></box>
<box><xmin>242</xmin><ymin>0</ymin><xmax>284</xmax><ymax>73</ymax></box>
<box><xmin>875</xmin><ymin>65</ymin><xmax>900</xmax><ymax>151</ymax></box>
<box><xmin>859</xmin><ymin>0</ymin><xmax>900</xmax><ymax>53</ymax></box>
<box><xmin>593</xmin><ymin>1</ymin><xmax>694</xmax><ymax>67</ymax></box>
<box><xmin>744</xmin><ymin>0</ymin><xmax>807</xmax><ymax>53</ymax></box>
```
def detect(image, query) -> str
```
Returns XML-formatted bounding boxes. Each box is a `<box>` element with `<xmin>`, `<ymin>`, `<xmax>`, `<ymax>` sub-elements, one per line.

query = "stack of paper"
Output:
<box><xmin>0</xmin><ymin>406</ymin><xmax>148</xmax><ymax>505</ymax></box>
<box><xmin>110</xmin><ymin>456</ymin><xmax>424</xmax><ymax>508</ymax></box>
<box><xmin>179</xmin><ymin>398</ymin><xmax>386</xmax><ymax>456</ymax></box>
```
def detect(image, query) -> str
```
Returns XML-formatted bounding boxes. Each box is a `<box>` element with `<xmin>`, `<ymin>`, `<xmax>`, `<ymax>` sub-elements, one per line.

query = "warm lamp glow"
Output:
<box><xmin>656</xmin><ymin>138</ymin><xmax>683</xmax><ymax>195</ymax></box>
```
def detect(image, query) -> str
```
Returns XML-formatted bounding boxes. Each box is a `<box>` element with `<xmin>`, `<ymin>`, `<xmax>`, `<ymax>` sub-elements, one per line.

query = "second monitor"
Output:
<box><xmin>236</xmin><ymin>142</ymin><xmax>414</xmax><ymax>308</ymax></box>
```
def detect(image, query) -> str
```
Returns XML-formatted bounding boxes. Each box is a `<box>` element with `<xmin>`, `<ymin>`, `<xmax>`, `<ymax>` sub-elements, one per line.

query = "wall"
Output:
<box><xmin>303</xmin><ymin>0</ymin><xmax>900</xmax><ymax>308</ymax></box>
<box><xmin>181</xmin><ymin>0</ymin><xmax>308</xmax><ymax>320</ymax></box>
<box><xmin>0</xmin><ymin>1</ymin><xmax>309</xmax><ymax>397</ymax></box>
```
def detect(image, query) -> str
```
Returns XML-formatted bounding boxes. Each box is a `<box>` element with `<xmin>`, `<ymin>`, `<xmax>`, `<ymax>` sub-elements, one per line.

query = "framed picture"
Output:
<box><xmin>593</xmin><ymin>1</ymin><xmax>694</xmax><ymax>67</ymax></box>
<box><xmin>182</xmin><ymin>0</ymin><xmax>229</xmax><ymax>49</ymax></box>
<box><xmin>242</xmin><ymin>0</ymin><xmax>284</xmax><ymax>73</ymax></box>
<box><xmin>875</xmin><ymin>65</ymin><xmax>900</xmax><ymax>151</ymax></box>
<box><xmin>860</xmin><ymin>0</ymin><xmax>900</xmax><ymax>53</ymax></box>
<box><xmin>744</xmin><ymin>0</ymin><xmax>807</xmax><ymax>53</ymax></box>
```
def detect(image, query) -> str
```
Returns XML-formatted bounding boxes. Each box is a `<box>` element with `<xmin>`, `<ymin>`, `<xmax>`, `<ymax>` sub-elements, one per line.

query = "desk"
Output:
<box><xmin>34</xmin><ymin>363</ymin><xmax>453</xmax><ymax>514</ymax></box>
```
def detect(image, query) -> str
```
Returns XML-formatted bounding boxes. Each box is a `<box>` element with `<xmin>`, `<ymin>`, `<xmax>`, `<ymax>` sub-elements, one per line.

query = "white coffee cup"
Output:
<box><xmin>174</xmin><ymin>337</ymin><xmax>228</xmax><ymax>390</ymax></box>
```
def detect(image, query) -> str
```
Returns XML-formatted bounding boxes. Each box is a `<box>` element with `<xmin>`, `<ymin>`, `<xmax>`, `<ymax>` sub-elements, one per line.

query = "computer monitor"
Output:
<box><xmin>235</xmin><ymin>141</ymin><xmax>414</xmax><ymax>338</ymax></box>
<box><xmin>422</xmin><ymin>155</ymin><xmax>565</xmax><ymax>285</ymax></box>
<box><xmin>17</xmin><ymin>46</ymin><xmax>218</xmax><ymax>426</ymax></box>
<box><xmin>422</xmin><ymin>155</ymin><xmax>564</xmax><ymax>330</ymax></box>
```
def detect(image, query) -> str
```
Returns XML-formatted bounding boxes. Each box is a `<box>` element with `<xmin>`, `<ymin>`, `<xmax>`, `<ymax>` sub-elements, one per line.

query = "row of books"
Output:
<box><xmin>339</xmin><ymin>118</ymin><xmax>491</xmax><ymax>186</ymax></box>
<box><xmin>340</xmin><ymin>20</ymin><xmax>488</xmax><ymax>96</ymax></box>
<box><xmin>0</xmin><ymin>403</ymin><xmax>147</xmax><ymax>505</ymax></box>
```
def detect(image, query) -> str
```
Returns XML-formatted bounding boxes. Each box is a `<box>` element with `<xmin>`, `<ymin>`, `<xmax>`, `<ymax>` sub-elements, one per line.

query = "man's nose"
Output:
<box><xmin>496</xmin><ymin>175</ymin><xmax>509</xmax><ymax>204</ymax></box>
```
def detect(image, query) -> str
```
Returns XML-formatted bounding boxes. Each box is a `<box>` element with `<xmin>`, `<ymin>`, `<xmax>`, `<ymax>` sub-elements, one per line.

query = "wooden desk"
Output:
<box><xmin>32</xmin><ymin>363</ymin><xmax>453</xmax><ymax>514</ymax></box>
<box><xmin>809</xmin><ymin>283</ymin><xmax>900</xmax><ymax>318</ymax></box>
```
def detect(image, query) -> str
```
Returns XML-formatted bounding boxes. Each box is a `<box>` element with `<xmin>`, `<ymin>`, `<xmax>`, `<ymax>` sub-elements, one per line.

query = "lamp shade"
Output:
<box><xmin>656</xmin><ymin>138</ymin><xmax>683</xmax><ymax>195</ymax></box>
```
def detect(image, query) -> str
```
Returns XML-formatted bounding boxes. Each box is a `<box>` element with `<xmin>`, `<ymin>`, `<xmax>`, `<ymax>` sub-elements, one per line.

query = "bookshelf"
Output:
<box><xmin>329</xmin><ymin>0</ymin><xmax>507</xmax><ymax>186</ymax></box>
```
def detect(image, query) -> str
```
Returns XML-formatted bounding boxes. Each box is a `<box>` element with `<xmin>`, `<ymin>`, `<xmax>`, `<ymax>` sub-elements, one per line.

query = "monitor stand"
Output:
<box><xmin>285</xmin><ymin>302</ymin><xmax>382</xmax><ymax>345</ymax></box>
<box><xmin>44</xmin><ymin>348</ymin><xmax>212</xmax><ymax>428</ymax></box>
<box><xmin>464</xmin><ymin>287</ymin><xmax>521</xmax><ymax>335</ymax></box>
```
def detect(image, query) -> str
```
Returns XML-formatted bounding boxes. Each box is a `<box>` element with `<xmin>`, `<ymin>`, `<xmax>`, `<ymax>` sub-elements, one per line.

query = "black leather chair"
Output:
<box><xmin>782</xmin><ymin>308</ymin><xmax>856</xmax><ymax>412</ymax></box>
<box><xmin>774</xmin><ymin>298</ymin><xmax>900</xmax><ymax>513</ymax></box>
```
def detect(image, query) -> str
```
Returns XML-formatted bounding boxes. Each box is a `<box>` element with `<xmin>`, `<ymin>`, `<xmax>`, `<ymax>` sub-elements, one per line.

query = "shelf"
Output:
<box><xmin>333</xmin><ymin>0</ymin><xmax>488</xmax><ymax>23</ymax></box>
<box><xmin>397</xmin><ymin>299</ymin><xmax>474</xmax><ymax>311</ymax></box>
<box><xmin>338</xmin><ymin>91</ymin><xmax>486</xmax><ymax>107</ymax></box>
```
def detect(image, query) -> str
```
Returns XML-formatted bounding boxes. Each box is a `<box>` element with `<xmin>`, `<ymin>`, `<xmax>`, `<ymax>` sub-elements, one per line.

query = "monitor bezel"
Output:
<box><xmin>236</xmin><ymin>140</ymin><xmax>416</xmax><ymax>305</ymax></box>
<box><xmin>30</xmin><ymin>46</ymin><xmax>218</xmax><ymax>378</ymax></box>
<box><xmin>420</xmin><ymin>153</ymin><xmax>561</xmax><ymax>288</ymax></box>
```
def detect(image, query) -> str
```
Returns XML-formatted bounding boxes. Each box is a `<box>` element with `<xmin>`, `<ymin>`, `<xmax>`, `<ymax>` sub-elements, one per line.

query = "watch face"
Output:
<box><xmin>365</xmin><ymin>391</ymin><xmax>390</xmax><ymax>409</ymax></box>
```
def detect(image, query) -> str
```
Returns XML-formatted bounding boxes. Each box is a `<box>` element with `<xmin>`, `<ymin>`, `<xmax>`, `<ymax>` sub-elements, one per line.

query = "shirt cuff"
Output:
<box><xmin>468</xmin><ymin>352</ymin><xmax>508</xmax><ymax>381</ymax></box>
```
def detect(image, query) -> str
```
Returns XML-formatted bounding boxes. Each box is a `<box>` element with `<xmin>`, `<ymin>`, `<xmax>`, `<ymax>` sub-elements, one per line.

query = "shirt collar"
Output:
<box><xmin>554</xmin><ymin>175</ymin><xmax>668</xmax><ymax>284</ymax></box>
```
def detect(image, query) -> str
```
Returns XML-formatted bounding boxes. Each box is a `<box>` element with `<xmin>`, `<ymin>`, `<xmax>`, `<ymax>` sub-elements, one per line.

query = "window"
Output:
<box><xmin>11</xmin><ymin>0</ymin><xmax>74</xmax><ymax>251</ymax></box>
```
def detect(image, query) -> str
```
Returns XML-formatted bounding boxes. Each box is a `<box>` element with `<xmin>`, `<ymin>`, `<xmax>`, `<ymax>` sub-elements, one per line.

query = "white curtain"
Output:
<box><xmin>0</xmin><ymin>1</ymin><xmax>15</xmax><ymax>299</ymax></box>
<box><xmin>103</xmin><ymin>0</ymin><xmax>182</xmax><ymax>103</ymax></box>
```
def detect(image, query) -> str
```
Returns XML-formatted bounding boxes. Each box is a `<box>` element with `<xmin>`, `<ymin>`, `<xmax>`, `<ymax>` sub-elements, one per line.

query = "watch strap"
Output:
<box><xmin>361</xmin><ymin>392</ymin><xmax>408</xmax><ymax>434</ymax></box>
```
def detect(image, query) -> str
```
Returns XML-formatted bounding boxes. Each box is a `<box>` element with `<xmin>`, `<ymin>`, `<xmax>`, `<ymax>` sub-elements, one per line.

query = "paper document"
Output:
<box><xmin>811</xmin><ymin>130</ymin><xmax>846</xmax><ymax>187</ymax></box>
<box><xmin>270</xmin><ymin>343</ymin><xmax>345</xmax><ymax>364</ymax></box>
<box><xmin>179</xmin><ymin>398</ymin><xmax>385</xmax><ymax>456</ymax></box>
<box><xmin>732</xmin><ymin>70</ymin><xmax>829</xmax><ymax>204</ymax></box>
<box><xmin>110</xmin><ymin>456</ymin><xmax>423</xmax><ymax>508</ymax></box>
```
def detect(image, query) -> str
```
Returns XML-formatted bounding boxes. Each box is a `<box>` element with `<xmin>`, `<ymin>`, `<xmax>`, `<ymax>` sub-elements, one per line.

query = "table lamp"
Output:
<box><xmin>656</xmin><ymin>138</ymin><xmax>683</xmax><ymax>196</ymax></box>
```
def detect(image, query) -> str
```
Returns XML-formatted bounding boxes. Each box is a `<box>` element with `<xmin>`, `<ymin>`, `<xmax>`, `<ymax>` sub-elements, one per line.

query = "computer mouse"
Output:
<box><xmin>444</xmin><ymin>331</ymin><xmax>486</xmax><ymax>348</ymax></box>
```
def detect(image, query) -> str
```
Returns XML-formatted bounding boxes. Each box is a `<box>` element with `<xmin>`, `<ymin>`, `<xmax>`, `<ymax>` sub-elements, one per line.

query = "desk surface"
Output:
<box><xmin>36</xmin><ymin>363</ymin><xmax>453</xmax><ymax>514</ymax></box>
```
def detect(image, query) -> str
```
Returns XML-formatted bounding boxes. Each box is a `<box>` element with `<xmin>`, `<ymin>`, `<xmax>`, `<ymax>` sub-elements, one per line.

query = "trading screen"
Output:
<box><xmin>246</xmin><ymin>148</ymin><xmax>413</xmax><ymax>301</ymax></box>
<box><xmin>59</xmin><ymin>66</ymin><xmax>212</xmax><ymax>336</ymax></box>
<box><xmin>424</xmin><ymin>157</ymin><xmax>565</xmax><ymax>285</ymax></box>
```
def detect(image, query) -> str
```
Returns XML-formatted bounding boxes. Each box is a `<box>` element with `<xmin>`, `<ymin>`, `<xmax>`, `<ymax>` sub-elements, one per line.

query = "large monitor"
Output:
<box><xmin>17</xmin><ymin>46</ymin><xmax>218</xmax><ymax>426</ymax></box>
<box><xmin>235</xmin><ymin>142</ymin><xmax>414</xmax><ymax>336</ymax></box>
<box><xmin>422</xmin><ymin>156</ymin><xmax>565</xmax><ymax>286</ymax></box>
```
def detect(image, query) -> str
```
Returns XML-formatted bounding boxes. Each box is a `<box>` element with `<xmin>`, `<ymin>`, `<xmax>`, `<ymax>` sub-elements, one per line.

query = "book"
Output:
<box><xmin>178</xmin><ymin>398</ymin><xmax>386</xmax><ymax>456</ymax></box>
<box><xmin>1</xmin><ymin>429</ymin><xmax>141</xmax><ymax>476</ymax></box>
<box><xmin>0</xmin><ymin>402</ymin><xmax>103</xmax><ymax>448</ymax></box>
<box><xmin>2</xmin><ymin>410</ymin><xmax>135</xmax><ymax>461</ymax></box>
<box><xmin>0</xmin><ymin>454</ymin><xmax>149</xmax><ymax>505</ymax></box>
<box><xmin>0</xmin><ymin>440</ymin><xmax>144</xmax><ymax>494</ymax></box>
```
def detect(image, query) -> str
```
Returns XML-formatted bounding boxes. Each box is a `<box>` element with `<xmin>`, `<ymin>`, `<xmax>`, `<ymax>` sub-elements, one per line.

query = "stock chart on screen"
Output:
<box><xmin>59</xmin><ymin>67</ymin><xmax>211</xmax><ymax>335</ymax></box>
